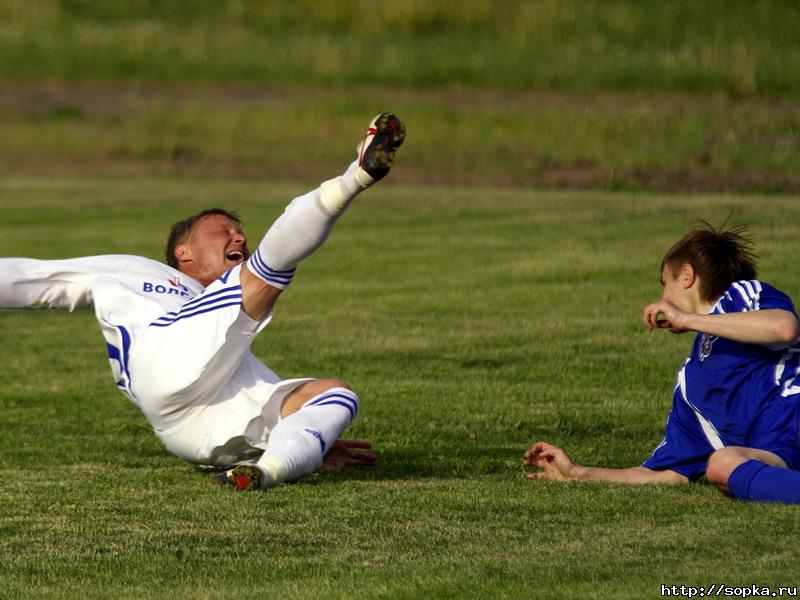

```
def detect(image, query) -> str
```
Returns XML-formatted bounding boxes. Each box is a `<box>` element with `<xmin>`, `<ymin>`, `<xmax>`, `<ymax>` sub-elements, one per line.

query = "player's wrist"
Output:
<box><xmin>681</xmin><ymin>311</ymin><xmax>703</xmax><ymax>332</ymax></box>
<box><xmin>569</xmin><ymin>464</ymin><xmax>589</xmax><ymax>482</ymax></box>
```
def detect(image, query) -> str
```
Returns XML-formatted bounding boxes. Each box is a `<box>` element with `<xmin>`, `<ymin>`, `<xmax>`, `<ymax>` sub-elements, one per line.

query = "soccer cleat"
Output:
<box><xmin>213</xmin><ymin>464</ymin><xmax>268</xmax><ymax>491</ymax></box>
<box><xmin>357</xmin><ymin>113</ymin><xmax>406</xmax><ymax>181</ymax></box>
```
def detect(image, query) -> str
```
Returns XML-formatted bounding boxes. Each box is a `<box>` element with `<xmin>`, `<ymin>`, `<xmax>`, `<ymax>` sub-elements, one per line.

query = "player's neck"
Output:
<box><xmin>684</xmin><ymin>287</ymin><xmax>713</xmax><ymax>315</ymax></box>
<box><xmin>687</xmin><ymin>276</ymin><xmax>714</xmax><ymax>315</ymax></box>
<box><xmin>695</xmin><ymin>299</ymin><xmax>715</xmax><ymax>315</ymax></box>
<box><xmin>690</xmin><ymin>290</ymin><xmax>715</xmax><ymax>315</ymax></box>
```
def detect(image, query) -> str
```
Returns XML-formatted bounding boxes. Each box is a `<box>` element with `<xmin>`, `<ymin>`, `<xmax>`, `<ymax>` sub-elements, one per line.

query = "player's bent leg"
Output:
<box><xmin>279</xmin><ymin>378</ymin><xmax>351</xmax><ymax>417</ymax></box>
<box><xmin>706</xmin><ymin>446</ymin><xmax>793</xmax><ymax>499</ymax></box>
<box><xmin>215</xmin><ymin>380</ymin><xmax>360</xmax><ymax>491</ymax></box>
<box><xmin>727</xmin><ymin>462</ymin><xmax>800</xmax><ymax>504</ymax></box>
<box><xmin>706</xmin><ymin>446</ymin><xmax>786</xmax><ymax>493</ymax></box>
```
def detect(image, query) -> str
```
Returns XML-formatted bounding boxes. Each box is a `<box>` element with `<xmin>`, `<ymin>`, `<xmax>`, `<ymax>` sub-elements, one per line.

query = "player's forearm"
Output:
<box><xmin>571</xmin><ymin>465</ymin><xmax>688</xmax><ymax>484</ymax></box>
<box><xmin>684</xmin><ymin>309</ymin><xmax>800</xmax><ymax>345</ymax></box>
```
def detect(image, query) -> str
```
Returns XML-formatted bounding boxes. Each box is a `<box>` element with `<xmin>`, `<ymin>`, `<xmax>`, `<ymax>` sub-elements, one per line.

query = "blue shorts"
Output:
<box><xmin>747</xmin><ymin>393</ymin><xmax>800</xmax><ymax>469</ymax></box>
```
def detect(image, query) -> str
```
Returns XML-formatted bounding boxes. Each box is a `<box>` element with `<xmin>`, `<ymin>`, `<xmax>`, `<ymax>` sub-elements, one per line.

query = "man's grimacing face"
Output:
<box><xmin>176</xmin><ymin>214</ymin><xmax>249</xmax><ymax>286</ymax></box>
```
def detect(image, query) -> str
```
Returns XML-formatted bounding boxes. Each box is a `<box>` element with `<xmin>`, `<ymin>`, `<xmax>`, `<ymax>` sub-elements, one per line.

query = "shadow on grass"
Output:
<box><xmin>196</xmin><ymin>443</ymin><xmax>527</xmax><ymax>488</ymax></box>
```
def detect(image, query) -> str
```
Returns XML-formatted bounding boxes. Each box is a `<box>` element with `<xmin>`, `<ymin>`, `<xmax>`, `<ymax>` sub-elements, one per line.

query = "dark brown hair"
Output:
<box><xmin>165</xmin><ymin>208</ymin><xmax>241</xmax><ymax>269</ymax></box>
<box><xmin>662</xmin><ymin>222</ymin><xmax>758</xmax><ymax>302</ymax></box>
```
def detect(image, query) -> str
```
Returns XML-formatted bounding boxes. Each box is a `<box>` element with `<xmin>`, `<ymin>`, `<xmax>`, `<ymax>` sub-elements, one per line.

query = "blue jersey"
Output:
<box><xmin>643</xmin><ymin>280</ymin><xmax>800</xmax><ymax>481</ymax></box>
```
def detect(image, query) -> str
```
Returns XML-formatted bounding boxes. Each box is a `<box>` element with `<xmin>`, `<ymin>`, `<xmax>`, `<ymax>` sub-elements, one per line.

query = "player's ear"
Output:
<box><xmin>174</xmin><ymin>243</ymin><xmax>192</xmax><ymax>265</ymax></box>
<box><xmin>680</xmin><ymin>263</ymin><xmax>696</xmax><ymax>289</ymax></box>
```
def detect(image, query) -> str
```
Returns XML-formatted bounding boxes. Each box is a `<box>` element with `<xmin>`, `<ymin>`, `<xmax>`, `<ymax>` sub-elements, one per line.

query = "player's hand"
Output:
<box><xmin>321</xmin><ymin>439</ymin><xmax>378</xmax><ymax>472</ymax></box>
<box><xmin>642</xmin><ymin>298</ymin><xmax>692</xmax><ymax>333</ymax></box>
<box><xmin>523</xmin><ymin>442</ymin><xmax>580</xmax><ymax>482</ymax></box>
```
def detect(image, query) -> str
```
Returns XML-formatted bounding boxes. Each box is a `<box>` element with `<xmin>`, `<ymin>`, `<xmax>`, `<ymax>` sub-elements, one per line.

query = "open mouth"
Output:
<box><xmin>225</xmin><ymin>250</ymin><xmax>245</xmax><ymax>263</ymax></box>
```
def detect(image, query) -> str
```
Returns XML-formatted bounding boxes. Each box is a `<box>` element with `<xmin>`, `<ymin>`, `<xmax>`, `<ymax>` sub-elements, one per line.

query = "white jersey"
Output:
<box><xmin>0</xmin><ymin>255</ymin><xmax>205</xmax><ymax>403</ymax></box>
<box><xmin>0</xmin><ymin>255</ymin><xmax>309</xmax><ymax>465</ymax></box>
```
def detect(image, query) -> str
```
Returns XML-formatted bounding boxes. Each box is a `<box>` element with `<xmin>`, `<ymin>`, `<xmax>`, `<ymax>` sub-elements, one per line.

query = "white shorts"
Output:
<box><xmin>128</xmin><ymin>265</ymin><xmax>312</xmax><ymax>466</ymax></box>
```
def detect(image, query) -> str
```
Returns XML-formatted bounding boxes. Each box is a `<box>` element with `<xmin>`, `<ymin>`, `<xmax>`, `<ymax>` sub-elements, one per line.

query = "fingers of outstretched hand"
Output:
<box><xmin>643</xmin><ymin>301</ymin><xmax>664</xmax><ymax>330</ymax></box>
<box><xmin>534</xmin><ymin>454</ymin><xmax>555</xmax><ymax>468</ymax></box>
<box><xmin>334</xmin><ymin>439</ymin><xmax>377</xmax><ymax>465</ymax></box>
<box><xmin>523</xmin><ymin>443</ymin><xmax>563</xmax><ymax>480</ymax></box>
<box><xmin>338</xmin><ymin>439</ymin><xmax>373</xmax><ymax>449</ymax></box>
<box><xmin>347</xmin><ymin>450</ymin><xmax>378</xmax><ymax>465</ymax></box>
<box><xmin>321</xmin><ymin>439</ymin><xmax>378</xmax><ymax>472</ymax></box>
<box><xmin>524</xmin><ymin>441</ymin><xmax>554</xmax><ymax>459</ymax></box>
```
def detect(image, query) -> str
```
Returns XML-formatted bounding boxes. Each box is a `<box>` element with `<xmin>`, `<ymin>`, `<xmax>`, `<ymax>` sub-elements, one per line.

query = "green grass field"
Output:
<box><xmin>1</xmin><ymin>178</ymin><xmax>799</xmax><ymax>598</ymax></box>
<box><xmin>2</xmin><ymin>1</ymin><xmax>800</xmax><ymax>597</ymax></box>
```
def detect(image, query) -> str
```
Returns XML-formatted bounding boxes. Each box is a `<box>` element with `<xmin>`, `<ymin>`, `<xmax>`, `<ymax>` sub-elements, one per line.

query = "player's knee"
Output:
<box><xmin>315</xmin><ymin>378</ymin><xmax>352</xmax><ymax>392</ymax></box>
<box><xmin>706</xmin><ymin>447</ymin><xmax>748</xmax><ymax>489</ymax></box>
<box><xmin>280</xmin><ymin>378</ymin><xmax>355</xmax><ymax>417</ymax></box>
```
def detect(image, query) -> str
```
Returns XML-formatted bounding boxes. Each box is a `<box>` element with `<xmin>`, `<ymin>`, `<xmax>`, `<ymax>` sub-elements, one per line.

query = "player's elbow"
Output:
<box><xmin>776</xmin><ymin>314</ymin><xmax>800</xmax><ymax>344</ymax></box>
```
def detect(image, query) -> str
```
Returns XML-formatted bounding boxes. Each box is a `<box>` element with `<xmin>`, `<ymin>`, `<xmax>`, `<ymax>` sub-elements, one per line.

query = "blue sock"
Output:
<box><xmin>728</xmin><ymin>460</ymin><xmax>800</xmax><ymax>504</ymax></box>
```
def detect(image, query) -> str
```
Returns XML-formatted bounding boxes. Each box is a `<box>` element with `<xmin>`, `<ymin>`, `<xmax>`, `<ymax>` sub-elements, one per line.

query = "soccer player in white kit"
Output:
<box><xmin>0</xmin><ymin>113</ymin><xmax>406</xmax><ymax>491</ymax></box>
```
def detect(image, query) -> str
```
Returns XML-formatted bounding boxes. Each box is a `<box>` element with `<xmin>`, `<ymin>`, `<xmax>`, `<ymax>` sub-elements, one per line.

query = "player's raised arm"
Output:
<box><xmin>645</xmin><ymin>300</ymin><xmax>800</xmax><ymax>346</ymax></box>
<box><xmin>643</xmin><ymin>259</ymin><xmax>800</xmax><ymax>346</ymax></box>
<box><xmin>523</xmin><ymin>442</ymin><xmax>688</xmax><ymax>484</ymax></box>
<box><xmin>0</xmin><ymin>256</ymin><xmax>103</xmax><ymax>310</ymax></box>
<box><xmin>645</xmin><ymin>225</ymin><xmax>800</xmax><ymax>347</ymax></box>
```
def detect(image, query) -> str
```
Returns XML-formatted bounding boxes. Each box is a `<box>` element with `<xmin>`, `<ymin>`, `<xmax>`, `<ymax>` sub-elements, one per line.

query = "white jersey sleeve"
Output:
<box><xmin>0</xmin><ymin>255</ymin><xmax>191</xmax><ymax>310</ymax></box>
<box><xmin>0</xmin><ymin>255</ymin><xmax>132</xmax><ymax>311</ymax></box>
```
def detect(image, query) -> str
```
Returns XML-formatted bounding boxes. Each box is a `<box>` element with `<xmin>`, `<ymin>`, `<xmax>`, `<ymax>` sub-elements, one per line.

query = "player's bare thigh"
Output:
<box><xmin>281</xmin><ymin>378</ymin><xmax>352</xmax><ymax>417</ymax></box>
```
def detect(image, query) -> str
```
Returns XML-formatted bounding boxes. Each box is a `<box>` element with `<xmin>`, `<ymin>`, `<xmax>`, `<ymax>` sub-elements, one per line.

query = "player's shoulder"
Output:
<box><xmin>712</xmin><ymin>279</ymin><xmax>794</xmax><ymax>314</ymax></box>
<box><xmin>87</xmin><ymin>255</ymin><xmax>203</xmax><ymax>293</ymax></box>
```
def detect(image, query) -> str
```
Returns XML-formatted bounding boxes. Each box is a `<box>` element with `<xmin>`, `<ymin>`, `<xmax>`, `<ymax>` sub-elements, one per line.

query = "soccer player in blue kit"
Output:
<box><xmin>524</xmin><ymin>224</ymin><xmax>800</xmax><ymax>503</ymax></box>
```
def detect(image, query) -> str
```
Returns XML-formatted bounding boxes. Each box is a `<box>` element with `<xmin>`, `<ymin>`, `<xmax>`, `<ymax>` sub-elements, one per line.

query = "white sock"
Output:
<box><xmin>256</xmin><ymin>387</ymin><xmax>359</xmax><ymax>484</ymax></box>
<box><xmin>319</xmin><ymin>160</ymin><xmax>375</xmax><ymax>215</ymax></box>
<box><xmin>246</xmin><ymin>162</ymin><xmax>373</xmax><ymax>288</ymax></box>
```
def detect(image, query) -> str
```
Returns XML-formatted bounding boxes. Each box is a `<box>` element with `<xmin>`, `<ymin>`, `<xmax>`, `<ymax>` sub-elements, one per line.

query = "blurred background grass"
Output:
<box><xmin>1</xmin><ymin>0</ymin><xmax>799</xmax><ymax>95</ymax></box>
<box><xmin>0</xmin><ymin>0</ymin><xmax>798</xmax><ymax>192</ymax></box>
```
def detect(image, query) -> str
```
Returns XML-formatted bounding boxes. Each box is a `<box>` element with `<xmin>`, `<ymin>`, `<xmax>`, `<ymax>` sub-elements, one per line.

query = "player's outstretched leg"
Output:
<box><xmin>244</xmin><ymin>113</ymin><xmax>405</xmax><ymax>290</ymax></box>
<box><xmin>315</xmin><ymin>111</ymin><xmax>405</xmax><ymax>216</ymax></box>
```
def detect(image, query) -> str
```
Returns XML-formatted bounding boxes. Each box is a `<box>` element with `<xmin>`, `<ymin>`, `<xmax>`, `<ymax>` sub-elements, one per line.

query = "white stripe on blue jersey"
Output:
<box><xmin>777</xmin><ymin>350</ymin><xmax>800</xmax><ymax>397</ymax></box>
<box><xmin>678</xmin><ymin>365</ymin><xmax>724</xmax><ymax>450</ymax></box>
<box><xmin>731</xmin><ymin>282</ymin><xmax>754</xmax><ymax>311</ymax></box>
